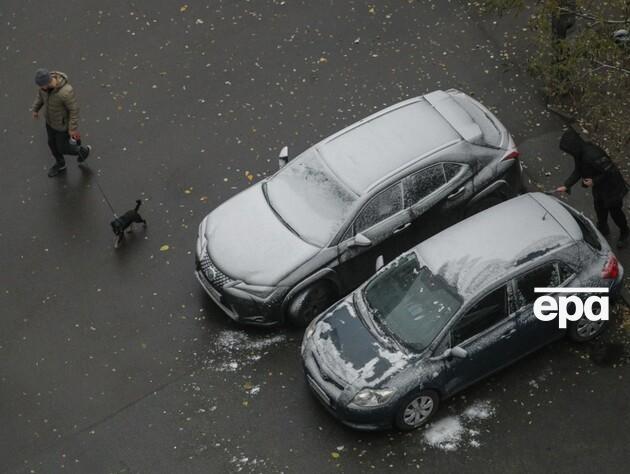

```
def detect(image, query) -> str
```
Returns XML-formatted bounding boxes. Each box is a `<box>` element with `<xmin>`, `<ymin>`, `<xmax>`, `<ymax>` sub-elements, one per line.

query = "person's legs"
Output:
<box><xmin>46</xmin><ymin>124</ymin><xmax>65</xmax><ymax>166</ymax></box>
<box><xmin>608</xmin><ymin>200</ymin><xmax>629</xmax><ymax>248</ymax></box>
<box><xmin>53</xmin><ymin>128</ymin><xmax>80</xmax><ymax>157</ymax></box>
<box><xmin>593</xmin><ymin>199</ymin><xmax>610</xmax><ymax>235</ymax></box>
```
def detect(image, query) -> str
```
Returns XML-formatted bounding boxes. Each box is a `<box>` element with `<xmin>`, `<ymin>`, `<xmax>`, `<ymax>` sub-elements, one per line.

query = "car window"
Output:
<box><xmin>443</xmin><ymin>163</ymin><xmax>463</xmax><ymax>181</ymax></box>
<box><xmin>363</xmin><ymin>253</ymin><xmax>462</xmax><ymax>352</ymax></box>
<box><xmin>452</xmin><ymin>285</ymin><xmax>507</xmax><ymax>346</ymax></box>
<box><xmin>354</xmin><ymin>183</ymin><xmax>403</xmax><ymax>234</ymax></box>
<box><xmin>514</xmin><ymin>263</ymin><xmax>561</xmax><ymax>309</ymax></box>
<box><xmin>266</xmin><ymin>150</ymin><xmax>357</xmax><ymax>246</ymax></box>
<box><xmin>403</xmin><ymin>164</ymin><xmax>446</xmax><ymax>208</ymax></box>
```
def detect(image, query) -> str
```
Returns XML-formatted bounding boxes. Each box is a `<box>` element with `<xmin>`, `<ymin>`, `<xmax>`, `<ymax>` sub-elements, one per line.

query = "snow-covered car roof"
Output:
<box><xmin>316</xmin><ymin>90</ymin><xmax>496</xmax><ymax>195</ymax></box>
<box><xmin>416</xmin><ymin>193</ymin><xmax>581</xmax><ymax>298</ymax></box>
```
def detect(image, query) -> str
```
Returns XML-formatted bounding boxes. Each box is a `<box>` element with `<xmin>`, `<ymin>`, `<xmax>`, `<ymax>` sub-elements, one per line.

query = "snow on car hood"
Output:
<box><xmin>202</xmin><ymin>183</ymin><xmax>320</xmax><ymax>286</ymax></box>
<box><xmin>312</xmin><ymin>298</ymin><xmax>409</xmax><ymax>387</ymax></box>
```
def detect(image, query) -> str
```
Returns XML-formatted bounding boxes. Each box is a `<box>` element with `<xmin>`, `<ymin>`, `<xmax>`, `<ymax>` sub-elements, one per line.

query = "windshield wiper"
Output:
<box><xmin>262</xmin><ymin>182</ymin><xmax>302</xmax><ymax>239</ymax></box>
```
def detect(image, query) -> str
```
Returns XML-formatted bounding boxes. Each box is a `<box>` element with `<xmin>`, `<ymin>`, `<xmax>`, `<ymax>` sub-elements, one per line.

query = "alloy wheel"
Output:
<box><xmin>402</xmin><ymin>395</ymin><xmax>434</xmax><ymax>427</ymax></box>
<box><xmin>576</xmin><ymin>318</ymin><xmax>604</xmax><ymax>338</ymax></box>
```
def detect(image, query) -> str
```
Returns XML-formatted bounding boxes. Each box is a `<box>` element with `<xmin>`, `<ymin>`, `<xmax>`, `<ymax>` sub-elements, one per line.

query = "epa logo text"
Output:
<box><xmin>533</xmin><ymin>287</ymin><xmax>609</xmax><ymax>329</ymax></box>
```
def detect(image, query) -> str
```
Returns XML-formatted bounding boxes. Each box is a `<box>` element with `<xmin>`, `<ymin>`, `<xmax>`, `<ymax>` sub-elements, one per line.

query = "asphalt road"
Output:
<box><xmin>1</xmin><ymin>0</ymin><xmax>629</xmax><ymax>473</ymax></box>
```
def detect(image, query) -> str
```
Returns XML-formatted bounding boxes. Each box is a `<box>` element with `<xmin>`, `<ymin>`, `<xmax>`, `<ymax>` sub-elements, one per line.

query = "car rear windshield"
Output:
<box><xmin>266</xmin><ymin>149</ymin><xmax>357</xmax><ymax>246</ymax></box>
<box><xmin>362</xmin><ymin>253</ymin><xmax>462</xmax><ymax>352</ymax></box>
<box><xmin>561</xmin><ymin>204</ymin><xmax>602</xmax><ymax>251</ymax></box>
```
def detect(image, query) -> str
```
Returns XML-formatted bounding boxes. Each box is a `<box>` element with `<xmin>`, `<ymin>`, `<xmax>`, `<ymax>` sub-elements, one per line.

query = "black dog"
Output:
<box><xmin>111</xmin><ymin>199</ymin><xmax>147</xmax><ymax>248</ymax></box>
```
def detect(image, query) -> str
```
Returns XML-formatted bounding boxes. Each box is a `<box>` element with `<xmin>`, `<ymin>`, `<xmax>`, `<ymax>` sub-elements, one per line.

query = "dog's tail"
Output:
<box><xmin>134</xmin><ymin>199</ymin><xmax>142</xmax><ymax>212</ymax></box>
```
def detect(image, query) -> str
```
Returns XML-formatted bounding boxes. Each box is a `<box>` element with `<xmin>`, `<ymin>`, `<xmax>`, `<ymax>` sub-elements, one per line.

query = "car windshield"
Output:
<box><xmin>362</xmin><ymin>253</ymin><xmax>462</xmax><ymax>352</ymax></box>
<box><xmin>266</xmin><ymin>149</ymin><xmax>357</xmax><ymax>246</ymax></box>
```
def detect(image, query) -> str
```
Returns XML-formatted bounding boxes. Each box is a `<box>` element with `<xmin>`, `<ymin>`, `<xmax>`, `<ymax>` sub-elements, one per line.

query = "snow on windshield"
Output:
<box><xmin>266</xmin><ymin>149</ymin><xmax>357</xmax><ymax>246</ymax></box>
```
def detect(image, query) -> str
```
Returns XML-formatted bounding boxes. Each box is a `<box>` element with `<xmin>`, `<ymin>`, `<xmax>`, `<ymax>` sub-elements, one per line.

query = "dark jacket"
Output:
<box><xmin>560</xmin><ymin>129</ymin><xmax>628</xmax><ymax>208</ymax></box>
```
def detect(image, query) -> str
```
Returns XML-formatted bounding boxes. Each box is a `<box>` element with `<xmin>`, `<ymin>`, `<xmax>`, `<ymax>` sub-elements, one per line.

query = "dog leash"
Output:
<box><xmin>93</xmin><ymin>175</ymin><xmax>119</xmax><ymax>219</ymax></box>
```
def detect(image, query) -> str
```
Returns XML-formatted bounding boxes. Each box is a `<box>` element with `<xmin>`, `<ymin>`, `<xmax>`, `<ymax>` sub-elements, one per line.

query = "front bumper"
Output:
<box><xmin>195</xmin><ymin>254</ymin><xmax>285</xmax><ymax>326</ymax></box>
<box><xmin>302</xmin><ymin>345</ymin><xmax>396</xmax><ymax>431</ymax></box>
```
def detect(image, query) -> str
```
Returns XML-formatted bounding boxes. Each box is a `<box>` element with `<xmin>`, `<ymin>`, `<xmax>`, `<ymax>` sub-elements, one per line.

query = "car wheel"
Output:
<box><xmin>287</xmin><ymin>281</ymin><xmax>337</xmax><ymax>327</ymax></box>
<box><xmin>394</xmin><ymin>389</ymin><xmax>439</xmax><ymax>431</ymax></box>
<box><xmin>465</xmin><ymin>195</ymin><xmax>504</xmax><ymax>218</ymax></box>
<box><xmin>567</xmin><ymin>316</ymin><xmax>609</xmax><ymax>342</ymax></box>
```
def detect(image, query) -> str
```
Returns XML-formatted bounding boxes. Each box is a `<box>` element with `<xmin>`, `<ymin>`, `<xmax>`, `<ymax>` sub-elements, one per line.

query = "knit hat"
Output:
<box><xmin>34</xmin><ymin>68</ymin><xmax>52</xmax><ymax>87</ymax></box>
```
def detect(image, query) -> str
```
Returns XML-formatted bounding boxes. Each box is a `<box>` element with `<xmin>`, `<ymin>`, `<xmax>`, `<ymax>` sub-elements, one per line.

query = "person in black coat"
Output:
<box><xmin>556</xmin><ymin>129</ymin><xmax>629</xmax><ymax>248</ymax></box>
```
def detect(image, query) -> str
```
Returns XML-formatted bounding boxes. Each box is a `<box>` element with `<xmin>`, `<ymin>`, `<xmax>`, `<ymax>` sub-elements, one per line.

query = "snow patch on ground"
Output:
<box><xmin>201</xmin><ymin>330</ymin><xmax>286</xmax><ymax>372</ymax></box>
<box><xmin>423</xmin><ymin>400</ymin><xmax>495</xmax><ymax>451</ymax></box>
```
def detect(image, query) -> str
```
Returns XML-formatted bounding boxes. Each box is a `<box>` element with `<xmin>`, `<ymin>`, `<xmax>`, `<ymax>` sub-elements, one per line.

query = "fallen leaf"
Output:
<box><xmin>331</xmin><ymin>452</ymin><xmax>340</xmax><ymax>459</ymax></box>
<box><xmin>160</xmin><ymin>245</ymin><xmax>170</xmax><ymax>251</ymax></box>
<box><xmin>180</xmin><ymin>4</ymin><xmax>188</xmax><ymax>12</ymax></box>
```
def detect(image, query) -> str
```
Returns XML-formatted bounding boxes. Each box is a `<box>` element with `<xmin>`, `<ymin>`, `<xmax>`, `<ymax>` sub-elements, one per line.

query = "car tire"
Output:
<box><xmin>464</xmin><ymin>195</ymin><xmax>504</xmax><ymax>218</ymax></box>
<box><xmin>567</xmin><ymin>316</ymin><xmax>609</xmax><ymax>342</ymax></box>
<box><xmin>394</xmin><ymin>389</ymin><xmax>439</xmax><ymax>431</ymax></box>
<box><xmin>287</xmin><ymin>281</ymin><xmax>337</xmax><ymax>327</ymax></box>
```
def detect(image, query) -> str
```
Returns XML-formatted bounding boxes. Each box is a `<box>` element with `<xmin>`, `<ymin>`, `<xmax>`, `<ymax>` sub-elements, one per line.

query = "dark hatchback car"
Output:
<box><xmin>196</xmin><ymin>89</ymin><xmax>523</xmax><ymax>326</ymax></box>
<box><xmin>301</xmin><ymin>193</ymin><xmax>624</xmax><ymax>430</ymax></box>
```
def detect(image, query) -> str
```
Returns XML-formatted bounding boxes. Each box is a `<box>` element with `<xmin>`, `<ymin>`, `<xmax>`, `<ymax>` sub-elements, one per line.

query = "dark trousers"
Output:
<box><xmin>46</xmin><ymin>124</ymin><xmax>79</xmax><ymax>166</ymax></box>
<box><xmin>594</xmin><ymin>199</ymin><xmax>629</xmax><ymax>234</ymax></box>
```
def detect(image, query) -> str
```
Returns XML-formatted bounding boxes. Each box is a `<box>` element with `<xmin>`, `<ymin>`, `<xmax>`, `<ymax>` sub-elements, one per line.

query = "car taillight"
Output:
<box><xmin>601</xmin><ymin>254</ymin><xmax>619</xmax><ymax>279</ymax></box>
<box><xmin>502</xmin><ymin>150</ymin><xmax>520</xmax><ymax>161</ymax></box>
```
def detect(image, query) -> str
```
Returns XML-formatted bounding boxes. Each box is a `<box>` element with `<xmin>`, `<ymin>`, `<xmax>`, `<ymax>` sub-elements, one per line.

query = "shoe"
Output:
<box><xmin>78</xmin><ymin>145</ymin><xmax>91</xmax><ymax>163</ymax></box>
<box><xmin>47</xmin><ymin>163</ymin><xmax>67</xmax><ymax>177</ymax></box>
<box><xmin>617</xmin><ymin>230</ymin><xmax>629</xmax><ymax>249</ymax></box>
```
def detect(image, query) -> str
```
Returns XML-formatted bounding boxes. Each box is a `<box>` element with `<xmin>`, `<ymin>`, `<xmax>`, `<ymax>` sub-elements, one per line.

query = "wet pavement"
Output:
<box><xmin>1</xmin><ymin>0</ymin><xmax>628</xmax><ymax>473</ymax></box>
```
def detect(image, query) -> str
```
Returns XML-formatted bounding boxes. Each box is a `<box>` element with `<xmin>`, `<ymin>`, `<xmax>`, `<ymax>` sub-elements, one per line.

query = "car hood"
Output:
<box><xmin>202</xmin><ymin>183</ymin><xmax>320</xmax><ymax>286</ymax></box>
<box><xmin>311</xmin><ymin>297</ymin><xmax>410</xmax><ymax>387</ymax></box>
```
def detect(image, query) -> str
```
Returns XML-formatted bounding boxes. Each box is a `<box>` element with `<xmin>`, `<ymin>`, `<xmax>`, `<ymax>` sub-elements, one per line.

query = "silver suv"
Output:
<box><xmin>195</xmin><ymin>89</ymin><xmax>524</xmax><ymax>326</ymax></box>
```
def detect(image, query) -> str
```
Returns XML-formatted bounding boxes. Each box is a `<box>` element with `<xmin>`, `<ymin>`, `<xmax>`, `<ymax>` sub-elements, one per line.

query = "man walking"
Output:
<box><xmin>31</xmin><ymin>68</ymin><xmax>91</xmax><ymax>177</ymax></box>
<box><xmin>556</xmin><ymin>128</ymin><xmax>629</xmax><ymax>248</ymax></box>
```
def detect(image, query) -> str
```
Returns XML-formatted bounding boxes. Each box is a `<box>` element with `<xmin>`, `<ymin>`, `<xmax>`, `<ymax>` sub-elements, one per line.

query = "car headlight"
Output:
<box><xmin>351</xmin><ymin>388</ymin><xmax>396</xmax><ymax>407</ymax></box>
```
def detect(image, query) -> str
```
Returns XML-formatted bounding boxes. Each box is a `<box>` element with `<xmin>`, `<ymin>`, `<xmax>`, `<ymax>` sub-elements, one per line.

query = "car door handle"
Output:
<box><xmin>499</xmin><ymin>328</ymin><xmax>516</xmax><ymax>340</ymax></box>
<box><xmin>447</xmin><ymin>186</ymin><xmax>465</xmax><ymax>200</ymax></box>
<box><xmin>393</xmin><ymin>222</ymin><xmax>411</xmax><ymax>234</ymax></box>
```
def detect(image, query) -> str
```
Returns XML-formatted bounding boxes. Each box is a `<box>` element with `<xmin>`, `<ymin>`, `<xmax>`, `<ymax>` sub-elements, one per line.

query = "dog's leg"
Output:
<box><xmin>126</xmin><ymin>222</ymin><xmax>134</xmax><ymax>233</ymax></box>
<box><xmin>113</xmin><ymin>233</ymin><xmax>124</xmax><ymax>249</ymax></box>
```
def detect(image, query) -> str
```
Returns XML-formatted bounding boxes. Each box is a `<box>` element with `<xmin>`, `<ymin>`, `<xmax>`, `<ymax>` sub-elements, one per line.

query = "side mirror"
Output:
<box><xmin>351</xmin><ymin>233</ymin><xmax>372</xmax><ymax>248</ymax></box>
<box><xmin>278</xmin><ymin>146</ymin><xmax>289</xmax><ymax>168</ymax></box>
<box><xmin>449</xmin><ymin>346</ymin><xmax>468</xmax><ymax>359</ymax></box>
<box><xmin>439</xmin><ymin>346</ymin><xmax>467</xmax><ymax>360</ymax></box>
<box><xmin>375</xmin><ymin>255</ymin><xmax>384</xmax><ymax>272</ymax></box>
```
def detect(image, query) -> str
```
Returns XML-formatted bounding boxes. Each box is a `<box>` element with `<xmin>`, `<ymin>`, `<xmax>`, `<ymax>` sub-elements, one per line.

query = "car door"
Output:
<box><xmin>336</xmin><ymin>181</ymin><xmax>411</xmax><ymax>290</ymax></box>
<box><xmin>511</xmin><ymin>261</ymin><xmax>576</xmax><ymax>351</ymax></box>
<box><xmin>400</xmin><ymin>163</ymin><xmax>474</xmax><ymax>250</ymax></box>
<box><xmin>437</xmin><ymin>283</ymin><xmax>519</xmax><ymax>397</ymax></box>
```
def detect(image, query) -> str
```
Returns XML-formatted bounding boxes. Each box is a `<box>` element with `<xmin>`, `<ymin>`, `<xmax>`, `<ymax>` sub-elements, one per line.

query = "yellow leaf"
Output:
<box><xmin>160</xmin><ymin>245</ymin><xmax>170</xmax><ymax>251</ymax></box>
<box><xmin>331</xmin><ymin>452</ymin><xmax>340</xmax><ymax>459</ymax></box>
<box><xmin>180</xmin><ymin>4</ymin><xmax>188</xmax><ymax>12</ymax></box>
